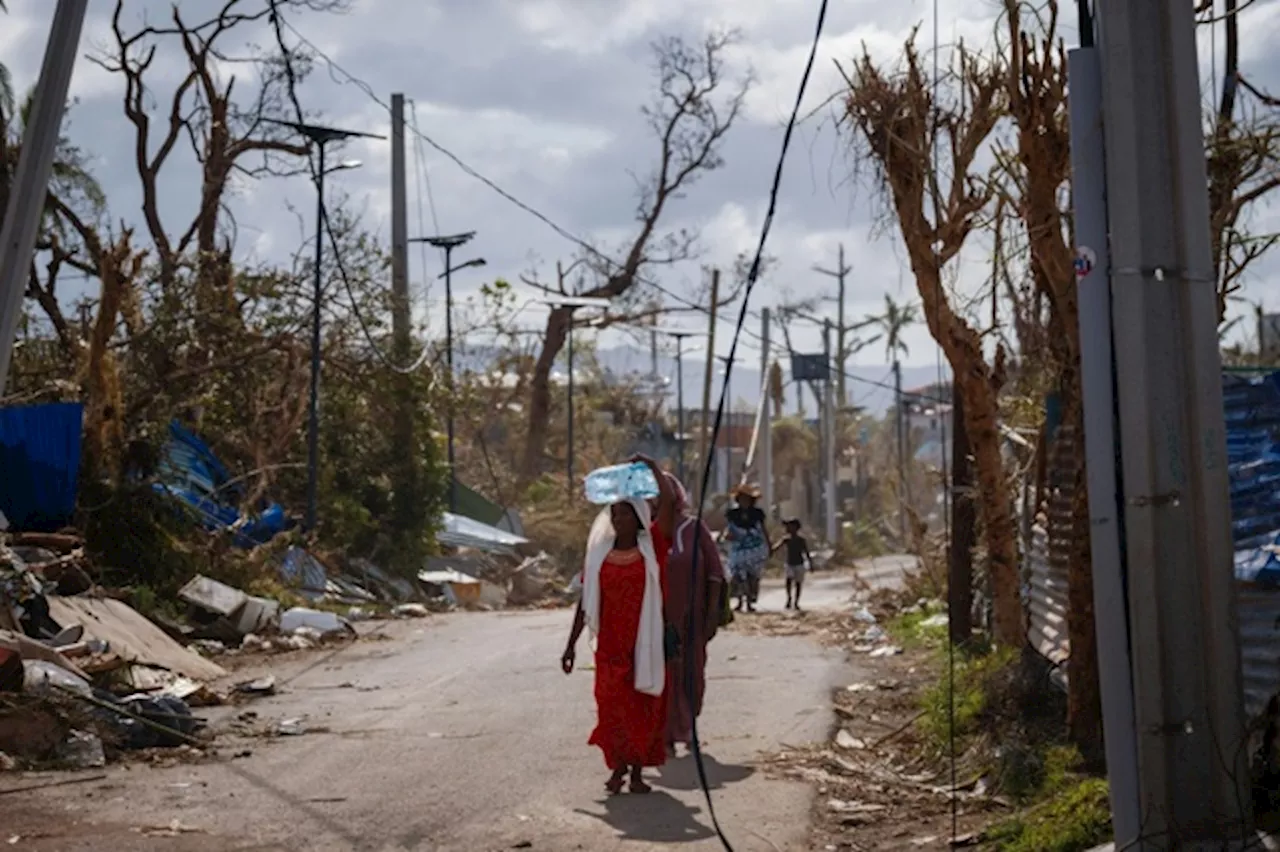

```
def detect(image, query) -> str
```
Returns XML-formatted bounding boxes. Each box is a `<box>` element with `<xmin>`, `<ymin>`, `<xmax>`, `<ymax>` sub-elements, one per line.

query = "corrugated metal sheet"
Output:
<box><xmin>1024</xmin><ymin>424</ymin><xmax>1077</xmax><ymax>666</ymax></box>
<box><xmin>0</xmin><ymin>403</ymin><xmax>84</xmax><ymax>532</ymax></box>
<box><xmin>1225</xmin><ymin>371</ymin><xmax>1280</xmax><ymax>719</ymax></box>
<box><xmin>438</xmin><ymin>512</ymin><xmax>527</xmax><ymax>553</ymax></box>
<box><xmin>1025</xmin><ymin>521</ymin><xmax>1069</xmax><ymax>664</ymax></box>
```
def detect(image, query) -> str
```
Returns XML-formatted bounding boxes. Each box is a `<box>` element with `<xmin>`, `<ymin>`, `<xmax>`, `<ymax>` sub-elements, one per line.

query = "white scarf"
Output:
<box><xmin>580</xmin><ymin>498</ymin><xmax>666</xmax><ymax>697</ymax></box>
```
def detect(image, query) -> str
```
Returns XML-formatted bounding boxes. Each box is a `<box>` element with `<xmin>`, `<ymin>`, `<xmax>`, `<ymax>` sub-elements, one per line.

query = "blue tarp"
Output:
<box><xmin>1225</xmin><ymin>371</ymin><xmax>1280</xmax><ymax>584</ymax></box>
<box><xmin>153</xmin><ymin>420</ymin><xmax>289</xmax><ymax>548</ymax></box>
<box><xmin>0</xmin><ymin>403</ymin><xmax>84</xmax><ymax>532</ymax></box>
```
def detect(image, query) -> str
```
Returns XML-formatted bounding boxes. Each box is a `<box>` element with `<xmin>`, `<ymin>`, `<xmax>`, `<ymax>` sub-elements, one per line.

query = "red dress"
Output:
<box><xmin>588</xmin><ymin>529</ymin><xmax>669</xmax><ymax>770</ymax></box>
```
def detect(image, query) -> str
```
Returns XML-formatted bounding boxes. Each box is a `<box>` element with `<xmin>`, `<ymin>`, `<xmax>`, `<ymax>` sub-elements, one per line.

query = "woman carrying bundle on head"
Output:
<box><xmin>561</xmin><ymin>456</ymin><xmax>678</xmax><ymax>794</ymax></box>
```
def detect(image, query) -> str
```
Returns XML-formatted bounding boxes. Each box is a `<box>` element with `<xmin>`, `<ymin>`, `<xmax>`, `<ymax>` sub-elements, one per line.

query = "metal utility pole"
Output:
<box><xmin>697</xmin><ymin>269</ymin><xmax>720</xmax><ymax>506</ymax></box>
<box><xmin>761</xmin><ymin>309</ymin><xmax>774</xmax><ymax>519</ymax></box>
<box><xmin>653</xmin><ymin>328</ymin><xmax>701</xmax><ymax>484</ymax></box>
<box><xmin>0</xmin><ymin>0</ymin><xmax>89</xmax><ymax>399</ymax></box>
<box><xmin>411</xmin><ymin>233</ymin><xmax>483</xmax><ymax>513</ymax></box>
<box><xmin>1068</xmin><ymin>43</ymin><xmax>1141</xmax><ymax>848</ymax></box>
<box><xmin>270</xmin><ymin>118</ymin><xmax>382</xmax><ymax>533</ymax></box>
<box><xmin>823</xmin><ymin>320</ymin><xmax>837</xmax><ymax>544</ymax></box>
<box><xmin>1099</xmin><ymin>0</ymin><xmax>1251</xmax><ymax>843</ymax></box>
<box><xmin>814</xmin><ymin>244</ymin><xmax>851</xmax><ymax>409</ymax></box>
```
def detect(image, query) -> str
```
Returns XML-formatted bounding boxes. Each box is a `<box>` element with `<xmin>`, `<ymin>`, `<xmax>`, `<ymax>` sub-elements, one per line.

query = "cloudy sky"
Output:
<box><xmin>4</xmin><ymin>0</ymin><xmax>1280</xmax><ymax>403</ymax></box>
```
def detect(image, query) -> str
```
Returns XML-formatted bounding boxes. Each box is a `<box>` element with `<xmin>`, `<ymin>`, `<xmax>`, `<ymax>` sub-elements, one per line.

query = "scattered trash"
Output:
<box><xmin>852</xmin><ymin>607</ymin><xmax>878</xmax><ymax>624</ymax></box>
<box><xmin>279</xmin><ymin>608</ymin><xmax>351</xmax><ymax>636</ymax></box>
<box><xmin>235</xmin><ymin>675</ymin><xmax>277</xmax><ymax>697</ymax></box>
<box><xmin>845</xmin><ymin>682</ymin><xmax>878</xmax><ymax>693</ymax></box>
<box><xmin>276</xmin><ymin>717</ymin><xmax>307</xmax><ymax>736</ymax></box>
<box><xmin>347</xmin><ymin>607</ymin><xmax>372</xmax><ymax>622</ymax></box>
<box><xmin>835</xmin><ymin>730</ymin><xmax>867</xmax><ymax>750</ymax></box>
<box><xmin>392</xmin><ymin>603</ymin><xmax>430</xmax><ymax>619</ymax></box>
<box><xmin>190</xmin><ymin>640</ymin><xmax>226</xmax><ymax>656</ymax></box>
<box><xmin>22</xmin><ymin>659</ymin><xmax>92</xmax><ymax>698</ymax></box>
<box><xmin>137</xmin><ymin>820</ymin><xmax>205</xmax><ymax>838</ymax></box>
<box><xmin>868</xmin><ymin>646</ymin><xmax>903</xmax><ymax>657</ymax></box>
<box><xmin>863</xmin><ymin>625</ymin><xmax>888</xmax><ymax>643</ymax></box>
<box><xmin>56</xmin><ymin>729</ymin><xmax>105</xmax><ymax>769</ymax></box>
<box><xmin>0</xmin><ymin>752</ymin><xmax>15</xmax><ymax>772</ymax></box>
<box><xmin>919</xmin><ymin>613</ymin><xmax>949</xmax><ymax>629</ymax></box>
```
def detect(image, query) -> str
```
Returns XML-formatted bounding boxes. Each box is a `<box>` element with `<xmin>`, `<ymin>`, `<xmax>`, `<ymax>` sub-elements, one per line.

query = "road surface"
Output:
<box><xmin>6</xmin><ymin>595</ymin><xmax>858</xmax><ymax>851</ymax></box>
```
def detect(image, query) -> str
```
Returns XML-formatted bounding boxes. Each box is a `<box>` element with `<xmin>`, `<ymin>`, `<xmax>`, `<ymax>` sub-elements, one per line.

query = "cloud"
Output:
<box><xmin>4</xmin><ymin>0</ymin><xmax>1280</xmax><ymax>367</ymax></box>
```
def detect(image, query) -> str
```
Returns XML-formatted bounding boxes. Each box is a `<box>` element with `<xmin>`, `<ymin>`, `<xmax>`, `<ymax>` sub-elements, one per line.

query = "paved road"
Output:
<box><xmin>7</xmin><ymin>603</ymin><xmax>852</xmax><ymax>852</ymax></box>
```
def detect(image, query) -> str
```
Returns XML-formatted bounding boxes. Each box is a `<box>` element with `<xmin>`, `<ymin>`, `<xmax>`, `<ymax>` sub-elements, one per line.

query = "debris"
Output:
<box><xmin>190</xmin><ymin>640</ymin><xmax>226</xmax><ymax>656</ymax></box>
<box><xmin>0</xmin><ymin>752</ymin><xmax>14</xmax><ymax>772</ymax></box>
<box><xmin>919</xmin><ymin>613</ymin><xmax>949</xmax><ymax>629</ymax></box>
<box><xmin>507</xmin><ymin>552</ymin><xmax>560</xmax><ymax>607</ymax></box>
<box><xmin>178</xmin><ymin>575</ymin><xmax>279</xmax><ymax>636</ymax></box>
<box><xmin>279</xmin><ymin>608</ymin><xmax>352</xmax><ymax>636</ymax></box>
<box><xmin>0</xmin><ymin>773</ymin><xmax>108</xmax><ymax>796</ymax></box>
<box><xmin>392</xmin><ymin>603</ymin><xmax>430</xmax><ymax>619</ymax></box>
<box><xmin>845</xmin><ymin>682</ymin><xmax>878</xmax><ymax>693</ymax></box>
<box><xmin>276</xmin><ymin>717</ymin><xmax>307</xmax><ymax>736</ymax></box>
<box><xmin>853</xmin><ymin>607</ymin><xmax>878</xmax><ymax>624</ymax></box>
<box><xmin>235</xmin><ymin>675</ymin><xmax>277</xmax><ymax>697</ymax></box>
<box><xmin>46</xmin><ymin>596</ymin><xmax>226</xmax><ymax>681</ymax></box>
<box><xmin>137</xmin><ymin>820</ymin><xmax>205</xmax><ymax>838</ymax></box>
<box><xmin>418</xmin><ymin>568</ymin><xmax>482</xmax><ymax>606</ymax></box>
<box><xmin>864</xmin><ymin>625</ymin><xmax>888</xmax><ymax>643</ymax></box>
<box><xmin>835</xmin><ymin>730</ymin><xmax>868</xmax><ymax>751</ymax></box>
<box><xmin>56</xmin><ymin>729</ymin><xmax>105</xmax><ymax>768</ymax></box>
<box><xmin>868</xmin><ymin>645</ymin><xmax>903</xmax><ymax>657</ymax></box>
<box><xmin>22</xmin><ymin>659</ymin><xmax>92</xmax><ymax>698</ymax></box>
<box><xmin>346</xmin><ymin>607</ymin><xmax>372</xmax><ymax>622</ymax></box>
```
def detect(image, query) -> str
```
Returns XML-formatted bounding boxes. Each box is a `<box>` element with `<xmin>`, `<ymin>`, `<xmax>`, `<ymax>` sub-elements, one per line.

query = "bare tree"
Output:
<box><xmin>518</xmin><ymin>32</ymin><xmax>751</xmax><ymax>483</ymax></box>
<box><xmin>841</xmin><ymin>40</ymin><xmax>1025</xmax><ymax>647</ymax></box>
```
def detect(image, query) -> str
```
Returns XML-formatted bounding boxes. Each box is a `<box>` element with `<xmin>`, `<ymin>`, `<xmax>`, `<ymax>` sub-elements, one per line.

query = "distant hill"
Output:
<box><xmin>452</xmin><ymin>343</ymin><xmax>948</xmax><ymax>418</ymax></box>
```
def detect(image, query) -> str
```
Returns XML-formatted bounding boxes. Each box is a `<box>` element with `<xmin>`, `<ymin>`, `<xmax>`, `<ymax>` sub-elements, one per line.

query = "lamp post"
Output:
<box><xmin>540</xmin><ymin>296</ymin><xmax>612</xmax><ymax>496</ymax></box>
<box><xmin>410</xmin><ymin>232</ymin><xmax>480</xmax><ymax>513</ymax></box>
<box><xmin>269</xmin><ymin>118</ymin><xmax>382</xmax><ymax>534</ymax></box>
<box><xmin>651</xmin><ymin>328</ymin><xmax>704</xmax><ymax>484</ymax></box>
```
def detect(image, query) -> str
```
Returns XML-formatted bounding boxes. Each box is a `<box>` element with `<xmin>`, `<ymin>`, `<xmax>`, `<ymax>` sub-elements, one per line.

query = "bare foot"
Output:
<box><xmin>605</xmin><ymin>769</ymin><xmax>626</xmax><ymax>795</ymax></box>
<box><xmin>629</xmin><ymin>768</ymin><xmax>651</xmax><ymax>794</ymax></box>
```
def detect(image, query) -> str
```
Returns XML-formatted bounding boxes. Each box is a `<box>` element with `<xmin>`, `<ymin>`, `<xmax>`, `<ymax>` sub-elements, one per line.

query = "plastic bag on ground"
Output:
<box><xmin>57</xmin><ymin>729</ymin><xmax>105</xmax><ymax>768</ymax></box>
<box><xmin>279</xmin><ymin>607</ymin><xmax>351</xmax><ymax>636</ymax></box>
<box><xmin>23</xmin><ymin>659</ymin><xmax>92</xmax><ymax>698</ymax></box>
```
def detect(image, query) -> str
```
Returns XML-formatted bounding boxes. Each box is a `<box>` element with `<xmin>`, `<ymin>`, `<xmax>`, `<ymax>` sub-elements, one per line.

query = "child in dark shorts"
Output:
<box><xmin>773</xmin><ymin>518</ymin><xmax>813</xmax><ymax>610</ymax></box>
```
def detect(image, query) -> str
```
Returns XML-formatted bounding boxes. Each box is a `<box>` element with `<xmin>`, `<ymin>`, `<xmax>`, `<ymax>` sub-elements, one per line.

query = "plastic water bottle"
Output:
<box><xmin>583</xmin><ymin>462</ymin><xmax>660</xmax><ymax>505</ymax></box>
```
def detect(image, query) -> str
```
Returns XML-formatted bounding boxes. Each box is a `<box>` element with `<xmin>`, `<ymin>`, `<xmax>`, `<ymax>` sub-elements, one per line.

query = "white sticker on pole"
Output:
<box><xmin>1074</xmin><ymin>246</ymin><xmax>1096</xmax><ymax>279</ymax></box>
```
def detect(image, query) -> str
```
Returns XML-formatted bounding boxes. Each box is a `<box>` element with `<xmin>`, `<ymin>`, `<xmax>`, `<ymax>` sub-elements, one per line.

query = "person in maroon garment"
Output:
<box><xmin>659</xmin><ymin>473</ymin><xmax>726</xmax><ymax>753</ymax></box>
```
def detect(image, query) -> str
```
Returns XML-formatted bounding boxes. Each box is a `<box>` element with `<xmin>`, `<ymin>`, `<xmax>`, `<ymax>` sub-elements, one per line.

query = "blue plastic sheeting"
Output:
<box><xmin>1225</xmin><ymin>372</ymin><xmax>1280</xmax><ymax>584</ymax></box>
<box><xmin>0</xmin><ymin>403</ymin><xmax>84</xmax><ymax>532</ymax></box>
<box><xmin>153</xmin><ymin>420</ymin><xmax>290</xmax><ymax>548</ymax></box>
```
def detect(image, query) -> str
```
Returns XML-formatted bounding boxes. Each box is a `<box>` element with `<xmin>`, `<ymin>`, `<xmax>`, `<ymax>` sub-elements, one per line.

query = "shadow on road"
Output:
<box><xmin>577</xmin><ymin>791</ymin><xmax>715</xmax><ymax>843</ymax></box>
<box><xmin>654</xmin><ymin>752</ymin><xmax>755</xmax><ymax>792</ymax></box>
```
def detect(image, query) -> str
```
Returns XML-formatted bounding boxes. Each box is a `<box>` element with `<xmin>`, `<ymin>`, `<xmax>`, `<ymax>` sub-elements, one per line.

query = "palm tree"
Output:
<box><xmin>864</xmin><ymin>294</ymin><xmax>918</xmax><ymax>541</ymax></box>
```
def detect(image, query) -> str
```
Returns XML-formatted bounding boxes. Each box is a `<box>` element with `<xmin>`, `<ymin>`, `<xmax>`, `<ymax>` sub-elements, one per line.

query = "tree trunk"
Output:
<box><xmin>1063</xmin><ymin>379</ymin><xmax>1103</xmax><ymax>765</ymax></box>
<box><xmin>520</xmin><ymin>307</ymin><xmax>571</xmax><ymax>483</ymax></box>
<box><xmin>948</xmin><ymin>383</ymin><xmax>975</xmax><ymax>647</ymax></box>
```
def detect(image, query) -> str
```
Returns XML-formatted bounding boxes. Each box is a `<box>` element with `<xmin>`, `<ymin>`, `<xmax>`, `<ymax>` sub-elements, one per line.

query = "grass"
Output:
<box><xmin>982</xmin><ymin>776</ymin><xmax>1112</xmax><ymax>851</ymax></box>
<box><xmin>887</xmin><ymin>602</ymin><xmax>951</xmax><ymax>650</ymax></box>
<box><xmin>916</xmin><ymin>645</ymin><xmax>1017</xmax><ymax>753</ymax></box>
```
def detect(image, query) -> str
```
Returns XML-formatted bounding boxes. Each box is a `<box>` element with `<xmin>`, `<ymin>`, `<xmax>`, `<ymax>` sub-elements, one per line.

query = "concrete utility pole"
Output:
<box><xmin>814</xmin><ymin>244</ymin><xmax>851</xmax><ymax>409</ymax></box>
<box><xmin>894</xmin><ymin>360</ymin><xmax>906</xmax><ymax>543</ymax></box>
<box><xmin>697</xmin><ymin>269</ymin><xmax>720</xmax><ymax>507</ymax></box>
<box><xmin>1067</xmin><ymin>45</ymin><xmax>1141</xmax><ymax>848</ymax></box>
<box><xmin>823</xmin><ymin>320</ymin><xmax>837</xmax><ymax>544</ymax></box>
<box><xmin>0</xmin><ymin>0</ymin><xmax>89</xmax><ymax>399</ymax></box>
<box><xmin>761</xmin><ymin>309</ymin><xmax>774</xmax><ymax>518</ymax></box>
<box><xmin>388</xmin><ymin>94</ymin><xmax>416</xmax><ymax>524</ymax></box>
<box><xmin>1098</xmin><ymin>0</ymin><xmax>1251</xmax><ymax>843</ymax></box>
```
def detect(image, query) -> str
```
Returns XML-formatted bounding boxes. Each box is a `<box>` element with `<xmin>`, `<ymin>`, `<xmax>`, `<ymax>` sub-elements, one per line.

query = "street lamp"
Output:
<box><xmin>268</xmin><ymin>118</ymin><xmax>382</xmax><ymax>534</ymax></box>
<box><xmin>651</xmin><ymin>327</ymin><xmax>705</xmax><ymax>483</ymax></box>
<box><xmin>410</xmin><ymin>232</ymin><xmax>479</xmax><ymax>513</ymax></box>
<box><xmin>540</xmin><ymin>295</ymin><xmax>612</xmax><ymax>495</ymax></box>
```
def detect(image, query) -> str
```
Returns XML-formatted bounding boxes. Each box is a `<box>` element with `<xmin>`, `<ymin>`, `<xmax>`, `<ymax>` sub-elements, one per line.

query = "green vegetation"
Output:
<box><xmin>916</xmin><ymin>645</ymin><xmax>1017</xmax><ymax>753</ymax></box>
<box><xmin>887</xmin><ymin>601</ymin><xmax>950</xmax><ymax>651</ymax></box>
<box><xmin>983</xmin><ymin>776</ymin><xmax>1112</xmax><ymax>852</ymax></box>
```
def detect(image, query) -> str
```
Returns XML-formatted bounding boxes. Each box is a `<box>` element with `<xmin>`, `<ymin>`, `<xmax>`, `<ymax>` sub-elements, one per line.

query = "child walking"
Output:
<box><xmin>774</xmin><ymin>519</ymin><xmax>813</xmax><ymax>611</ymax></box>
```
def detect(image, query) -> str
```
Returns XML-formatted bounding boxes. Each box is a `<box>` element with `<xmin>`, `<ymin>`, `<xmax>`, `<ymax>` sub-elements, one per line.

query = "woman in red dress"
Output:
<box><xmin>562</xmin><ymin>490</ymin><xmax>673</xmax><ymax>794</ymax></box>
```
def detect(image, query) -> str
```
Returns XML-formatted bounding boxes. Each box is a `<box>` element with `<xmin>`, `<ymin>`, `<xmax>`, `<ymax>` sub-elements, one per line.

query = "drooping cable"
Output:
<box><xmin>680</xmin><ymin>2</ymin><xmax>829</xmax><ymax>849</ymax></box>
<box><xmin>927</xmin><ymin>0</ymin><xmax>960</xmax><ymax>842</ymax></box>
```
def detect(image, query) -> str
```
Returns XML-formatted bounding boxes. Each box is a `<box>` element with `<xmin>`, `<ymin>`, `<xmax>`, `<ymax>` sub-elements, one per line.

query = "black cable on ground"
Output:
<box><xmin>682</xmin><ymin>2</ymin><xmax>829</xmax><ymax>849</ymax></box>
